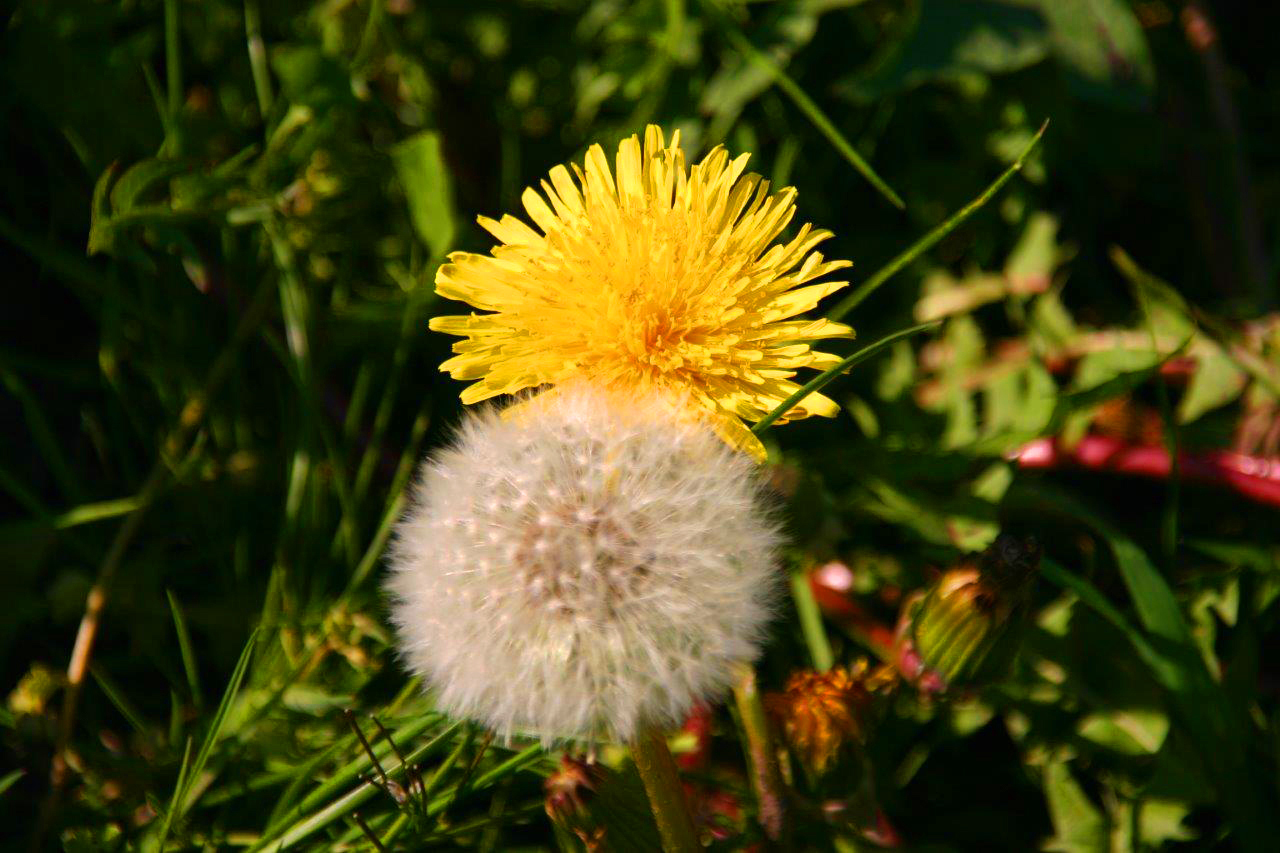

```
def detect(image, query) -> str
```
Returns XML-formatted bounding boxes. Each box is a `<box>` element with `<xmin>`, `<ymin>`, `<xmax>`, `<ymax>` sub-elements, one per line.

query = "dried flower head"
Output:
<box><xmin>386</xmin><ymin>383</ymin><xmax>781</xmax><ymax>743</ymax></box>
<box><xmin>544</xmin><ymin>755</ymin><xmax>606</xmax><ymax>836</ymax></box>
<box><xmin>429</xmin><ymin>125</ymin><xmax>854</xmax><ymax>460</ymax></box>
<box><xmin>766</xmin><ymin>662</ymin><xmax>877</xmax><ymax>773</ymax></box>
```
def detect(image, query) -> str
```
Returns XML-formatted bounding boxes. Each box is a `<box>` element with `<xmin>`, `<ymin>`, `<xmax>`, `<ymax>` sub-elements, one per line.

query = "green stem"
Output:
<box><xmin>751</xmin><ymin>321</ymin><xmax>938</xmax><ymax>436</ymax></box>
<box><xmin>245</xmin><ymin>0</ymin><xmax>274</xmax><ymax>121</ymax></box>
<box><xmin>631</xmin><ymin>726</ymin><xmax>700</xmax><ymax>852</ymax></box>
<box><xmin>790</xmin><ymin>567</ymin><xmax>834</xmax><ymax>672</ymax></box>
<box><xmin>732</xmin><ymin>665</ymin><xmax>790</xmax><ymax>845</ymax></box>
<box><xmin>704</xmin><ymin>2</ymin><xmax>903</xmax><ymax>210</ymax></box>
<box><xmin>827</xmin><ymin>119</ymin><xmax>1048</xmax><ymax>322</ymax></box>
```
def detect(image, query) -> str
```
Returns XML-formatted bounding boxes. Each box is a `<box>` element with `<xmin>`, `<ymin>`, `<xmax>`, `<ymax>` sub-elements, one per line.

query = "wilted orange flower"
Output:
<box><xmin>766</xmin><ymin>662</ymin><xmax>874</xmax><ymax>773</ymax></box>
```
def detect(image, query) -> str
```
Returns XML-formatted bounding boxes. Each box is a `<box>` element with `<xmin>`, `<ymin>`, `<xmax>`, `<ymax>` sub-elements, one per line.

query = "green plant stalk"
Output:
<box><xmin>752</xmin><ymin>321</ymin><xmax>938</xmax><ymax>436</ymax></box>
<box><xmin>790</xmin><ymin>568</ymin><xmax>834</xmax><ymax>671</ymax></box>
<box><xmin>704</xmin><ymin>4</ymin><xmax>903</xmax><ymax>210</ymax></box>
<box><xmin>352</xmin><ymin>0</ymin><xmax>386</xmax><ymax>70</ymax></box>
<box><xmin>164</xmin><ymin>0</ymin><xmax>183</xmax><ymax>155</ymax></box>
<box><xmin>244</xmin><ymin>0</ymin><xmax>273</xmax><ymax>120</ymax></box>
<box><xmin>253</xmin><ymin>739</ymin><xmax>540</xmax><ymax>852</ymax></box>
<box><xmin>630</xmin><ymin>726</ymin><xmax>700</xmax><ymax>852</ymax></box>
<box><xmin>827</xmin><ymin>120</ymin><xmax>1048</xmax><ymax>322</ymax></box>
<box><xmin>732</xmin><ymin>664</ymin><xmax>789</xmax><ymax>844</ymax></box>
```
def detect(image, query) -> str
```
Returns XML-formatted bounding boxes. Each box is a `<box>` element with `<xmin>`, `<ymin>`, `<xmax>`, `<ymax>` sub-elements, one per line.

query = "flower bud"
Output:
<box><xmin>906</xmin><ymin>535</ymin><xmax>1040</xmax><ymax>689</ymax></box>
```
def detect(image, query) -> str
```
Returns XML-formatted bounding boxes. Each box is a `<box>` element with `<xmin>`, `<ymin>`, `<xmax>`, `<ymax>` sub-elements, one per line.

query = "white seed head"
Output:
<box><xmin>385</xmin><ymin>383</ymin><xmax>782</xmax><ymax>743</ymax></box>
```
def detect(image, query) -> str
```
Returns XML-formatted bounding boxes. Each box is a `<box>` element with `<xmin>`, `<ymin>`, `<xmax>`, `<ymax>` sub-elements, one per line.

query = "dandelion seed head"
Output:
<box><xmin>386</xmin><ymin>383</ymin><xmax>782</xmax><ymax>743</ymax></box>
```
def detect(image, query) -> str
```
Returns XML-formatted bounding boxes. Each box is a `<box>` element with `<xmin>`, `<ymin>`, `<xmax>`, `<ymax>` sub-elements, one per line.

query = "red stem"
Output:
<box><xmin>1013</xmin><ymin>435</ymin><xmax>1280</xmax><ymax>508</ymax></box>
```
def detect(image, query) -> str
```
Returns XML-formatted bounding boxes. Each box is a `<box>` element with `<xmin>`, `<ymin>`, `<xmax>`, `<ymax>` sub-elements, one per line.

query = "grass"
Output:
<box><xmin>2</xmin><ymin>1</ymin><xmax>1279</xmax><ymax>850</ymax></box>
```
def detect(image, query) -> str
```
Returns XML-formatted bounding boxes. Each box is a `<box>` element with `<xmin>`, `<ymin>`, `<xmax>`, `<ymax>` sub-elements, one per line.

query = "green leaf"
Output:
<box><xmin>87</xmin><ymin>161</ymin><xmax>120</xmax><ymax>256</ymax></box>
<box><xmin>1021</xmin><ymin>485</ymin><xmax>1274</xmax><ymax>852</ymax></box>
<box><xmin>1076</xmin><ymin>708</ymin><xmax>1169</xmax><ymax>756</ymax></box>
<box><xmin>1004</xmin><ymin>212</ymin><xmax>1066</xmax><ymax>289</ymax></box>
<box><xmin>0</xmin><ymin>768</ymin><xmax>25</xmax><ymax>799</ymax></box>
<box><xmin>1042</xmin><ymin>761</ymin><xmax>1109</xmax><ymax>853</ymax></box>
<box><xmin>392</xmin><ymin>131</ymin><xmax>458</xmax><ymax>261</ymax></box>
<box><xmin>850</xmin><ymin>1</ymin><xmax>1050</xmax><ymax>99</ymax></box>
<box><xmin>175</xmin><ymin>628</ymin><xmax>258</xmax><ymax>818</ymax></box>
<box><xmin>1033</xmin><ymin>0</ymin><xmax>1156</xmax><ymax>107</ymax></box>
<box><xmin>167</xmin><ymin>589</ymin><xmax>204</xmax><ymax>711</ymax></box>
<box><xmin>1137</xmin><ymin>799</ymin><xmax>1196</xmax><ymax>846</ymax></box>
<box><xmin>271</xmin><ymin>45</ymin><xmax>355</xmax><ymax>111</ymax></box>
<box><xmin>109</xmin><ymin>158</ymin><xmax>191</xmax><ymax>214</ymax></box>
<box><xmin>1178</xmin><ymin>344</ymin><xmax>1247</xmax><ymax>424</ymax></box>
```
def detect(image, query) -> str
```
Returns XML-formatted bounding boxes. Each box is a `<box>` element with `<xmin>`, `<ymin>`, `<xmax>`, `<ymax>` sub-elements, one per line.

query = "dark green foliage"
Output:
<box><xmin>2</xmin><ymin>0</ymin><xmax>1279</xmax><ymax>850</ymax></box>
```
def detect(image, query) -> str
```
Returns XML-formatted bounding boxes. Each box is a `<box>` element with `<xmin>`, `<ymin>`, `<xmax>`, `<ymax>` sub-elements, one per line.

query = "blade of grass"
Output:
<box><xmin>352</xmin><ymin>284</ymin><xmax>437</xmax><ymax>508</ymax></box>
<box><xmin>163</xmin><ymin>0</ymin><xmax>183</xmax><ymax>155</ymax></box>
<box><xmin>88</xmin><ymin>665</ymin><xmax>150</xmax><ymax>738</ymax></box>
<box><xmin>732</xmin><ymin>665</ymin><xmax>789</xmax><ymax>843</ymax></box>
<box><xmin>51</xmin><ymin>496</ymin><xmax>144</xmax><ymax>530</ymax></box>
<box><xmin>1117</xmin><ymin>247</ymin><xmax>1182</xmax><ymax>570</ymax></box>
<box><xmin>244</xmin><ymin>0</ymin><xmax>273</xmax><ymax>121</ymax></box>
<box><xmin>352</xmin><ymin>0</ymin><xmax>385</xmax><ymax>70</ymax></box>
<box><xmin>167</xmin><ymin>590</ymin><xmax>205</xmax><ymax>711</ymax></box>
<box><xmin>752</xmin><ymin>321</ymin><xmax>938</xmax><ymax>436</ymax></box>
<box><xmin>270</xmin><ymin>717</ymin><xmax>456</xmax><ymax>833</ymax></box>
<box><xmin>252</xmin><ymin>733</ymin><xmax>540</xmax><ymax>852</ymax></box>
<box><xmin>703</xmin><ymin>1</ymin><xmax>903</xmax><ymax>209</ymax></box>
<box><xmin>1</xmin><ymin>368</ymin><xmax>83</xmax><ymax>502</ymax></box>
<box><xmin>342</xmin><ymin>404</ymin><xmax>430</xmax><ymax>597</ymax></box>
<box><xmin>827</xmin><ymin>120</ymin><xmax>1048</xmax><ymax>322</ymax></box>
<box><xmin>155</xmin><ymin>736</ymin><xmax>195</xmax><ymax>850</ymax></box>
<box><xmin>174</xmin><ymin>628</ymin><xmax>258</xmax><ymax>818</ymax></box>
<box><xmin>0</xmin><ymin>769</ymin><xmax>25</xmax><ymax>799</ymax></box>
<box><xmin>42</xmin><ymin>272</ymin><xmax>278</xmax><ymax>841</ymax></box>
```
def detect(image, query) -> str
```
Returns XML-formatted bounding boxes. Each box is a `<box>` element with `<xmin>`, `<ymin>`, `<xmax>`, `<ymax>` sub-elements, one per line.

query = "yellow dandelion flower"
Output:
<box><xmin>765</xmin><ymin>662</ymin><xmax>874</xmax><ymax>774</ymax></box>
<box><xmin>428</xmin><ymin>125</ymin><xmax>854</xmax><ymax>460</ymax></box>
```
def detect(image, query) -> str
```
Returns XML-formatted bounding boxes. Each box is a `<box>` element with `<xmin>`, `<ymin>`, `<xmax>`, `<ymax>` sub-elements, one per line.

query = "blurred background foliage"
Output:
<box><xmin>2</xmin><ymin>0</ymin><xmax>1278</xmax><ymax>850</ymax></box>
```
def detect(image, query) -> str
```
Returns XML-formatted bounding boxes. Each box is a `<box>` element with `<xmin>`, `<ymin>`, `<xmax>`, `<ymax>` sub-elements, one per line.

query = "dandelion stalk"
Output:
<box><xmin>630</xmin><ymin>725</ymin><xmax>700</xmax><ymax>853</ymax></box>
<box><xmin>732</xmin><ymin>664</ymin><xmax>789</xmax><ymax>844</ymax></box>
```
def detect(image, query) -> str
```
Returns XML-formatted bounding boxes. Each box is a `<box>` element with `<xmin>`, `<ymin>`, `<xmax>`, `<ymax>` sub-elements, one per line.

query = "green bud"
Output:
<box><xmin>909</xmin><ymin>535</ymin><xmax>1040</xmax><ymax>688</ymax></box>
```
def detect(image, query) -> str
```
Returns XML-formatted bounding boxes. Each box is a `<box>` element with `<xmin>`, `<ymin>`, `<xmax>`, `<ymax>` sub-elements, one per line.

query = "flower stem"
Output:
<box><xmin>791</xmin><ymin>566</ymin><xmax>834</xmax><ymax>672</ymax></box>
<box><xmin>732</xmin><ymin>664</ymin><xmax>790</xmax><ymax>845</ymax></box>
<box><xmin>630</xmin><ymin>726</ymin><xmax>700</xmax><ymax>852</ymax></box>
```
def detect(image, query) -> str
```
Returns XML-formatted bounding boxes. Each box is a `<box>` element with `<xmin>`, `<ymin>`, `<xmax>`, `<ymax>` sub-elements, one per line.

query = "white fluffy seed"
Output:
<box><xmin>385</xmin><ymin>383</ymin><xmax>782</xmax><ymax>743</ymax></box>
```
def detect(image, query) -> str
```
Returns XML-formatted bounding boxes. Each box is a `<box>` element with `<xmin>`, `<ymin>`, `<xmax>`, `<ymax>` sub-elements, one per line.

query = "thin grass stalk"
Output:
<box><xmin>701</xmin><ymin>1</ymin><xmax>903</xmax><ymax>210</ymax></box>
<box><xmin>827</xmin><ymin>120</ymin><xmax>1049</xmax><ymax>322</ymax></box>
